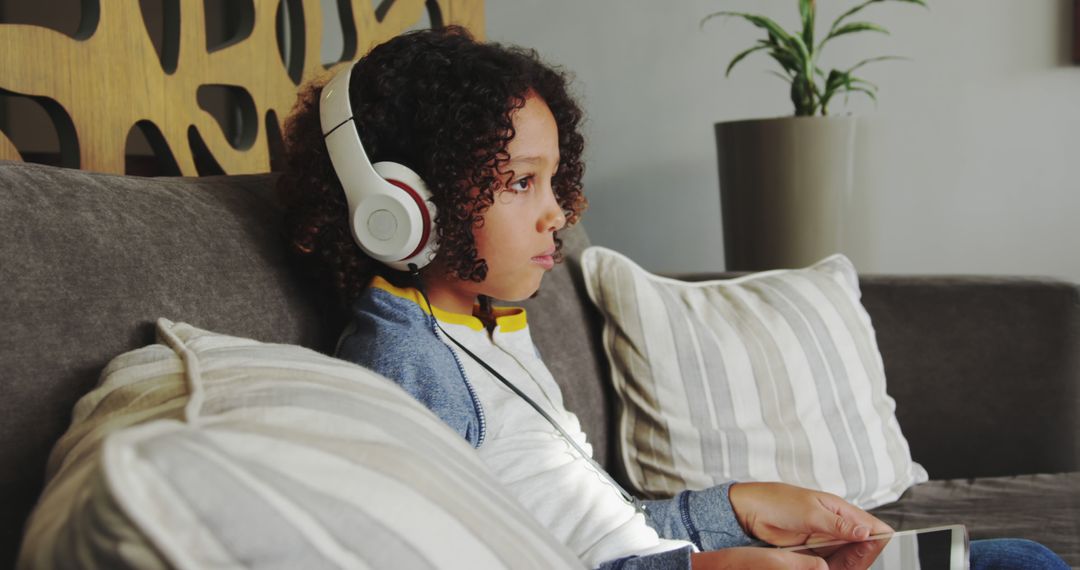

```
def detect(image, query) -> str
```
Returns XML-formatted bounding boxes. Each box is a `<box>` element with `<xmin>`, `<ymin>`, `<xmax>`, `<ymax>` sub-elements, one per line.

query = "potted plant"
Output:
<box><xmin>705</xmin><ymin>0</ymin><xmax>927</xmax><ymax>270</ymax></box>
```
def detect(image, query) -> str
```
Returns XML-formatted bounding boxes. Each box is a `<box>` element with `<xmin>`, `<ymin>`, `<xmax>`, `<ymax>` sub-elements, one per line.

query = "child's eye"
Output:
<box><xmin>510</xmin><ymin>176</ymin><xmax>533</xmax><ymax>193</ymax></box>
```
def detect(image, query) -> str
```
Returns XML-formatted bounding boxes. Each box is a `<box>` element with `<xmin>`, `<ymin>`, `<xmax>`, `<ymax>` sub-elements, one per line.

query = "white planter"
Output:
<box><xmin>715</xmin><ymin>116</ymin><xmax>864</xmax><ymax>271</ymax></box>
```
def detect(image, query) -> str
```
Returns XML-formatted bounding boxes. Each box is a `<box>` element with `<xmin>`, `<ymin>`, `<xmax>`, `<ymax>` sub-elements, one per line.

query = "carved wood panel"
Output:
<box><xmin>0</xmin><ymin>0</ymin><xmax>485</xmax><ymax>174</ymax></box>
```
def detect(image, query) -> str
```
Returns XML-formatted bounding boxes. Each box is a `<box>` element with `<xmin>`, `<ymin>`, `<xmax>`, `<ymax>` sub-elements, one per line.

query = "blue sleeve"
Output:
<box><xmin>595</xmin><ymin>546</ymin><xmax>693</xmax><ymax>570</ymax></box>
<box><xmin>335</xmin><ymin>295</ymin><xmax>484</xmax><ymax>447</ymax></box>
<box><xmin>639</xmin><ymin>483</ymin><xmax>757</xmax><ymax>551</ymax></box>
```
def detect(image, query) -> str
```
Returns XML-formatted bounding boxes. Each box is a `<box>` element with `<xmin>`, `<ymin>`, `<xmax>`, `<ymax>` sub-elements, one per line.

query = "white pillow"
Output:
<box><xmin>18</xmin><ymin>319</ymin><xmax>584</xmax><ymax>570</ymax></box>
<box><xmin>582</xmin><ymin>247</ymin><xmax>927</xmax><ymax>509</ymax></box>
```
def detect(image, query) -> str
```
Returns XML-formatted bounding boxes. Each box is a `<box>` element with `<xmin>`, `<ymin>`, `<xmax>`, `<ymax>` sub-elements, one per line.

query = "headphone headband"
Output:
<box><xmin>320</xmin><ymin>64</ymin><xmax>391</xmax><ymax>213</ymax></box>
<box><xmin>319</xmin><ymin>62</ymin><xmax>438</xmax><ymax>271</ymax></box>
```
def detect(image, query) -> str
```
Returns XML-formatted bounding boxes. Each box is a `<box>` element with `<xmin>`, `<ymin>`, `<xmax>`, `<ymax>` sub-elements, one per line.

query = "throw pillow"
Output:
<box><xmin>582</xmin><ymin>246</ymin><xmax>927</xmax><ymax>509</ymax></box>
<box><xmin>18</xmin><ymin>319</ymin><xmax>584</xmax><ymax>570</ymax></box>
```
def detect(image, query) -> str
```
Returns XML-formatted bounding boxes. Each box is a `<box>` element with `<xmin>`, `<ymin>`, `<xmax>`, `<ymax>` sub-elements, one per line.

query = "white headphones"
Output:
<box><xmin>319</xmin><ymin>62</ymin><xmax>438</xmax><ymax>272</ymax></box>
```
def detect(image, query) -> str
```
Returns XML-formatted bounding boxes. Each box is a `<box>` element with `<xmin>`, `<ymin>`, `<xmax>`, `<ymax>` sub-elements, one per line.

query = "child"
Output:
<box><xmin>279</xmin><ymin>26</ymin><xmax>1068</xmax><ymax>570</ymax></box>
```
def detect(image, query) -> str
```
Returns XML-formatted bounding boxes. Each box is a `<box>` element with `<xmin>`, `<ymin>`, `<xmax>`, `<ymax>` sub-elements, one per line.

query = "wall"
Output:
<box><xmin>486</xmin><ymin>0</ymin><xmax>1080</xmax><ymax>283</ymax></box>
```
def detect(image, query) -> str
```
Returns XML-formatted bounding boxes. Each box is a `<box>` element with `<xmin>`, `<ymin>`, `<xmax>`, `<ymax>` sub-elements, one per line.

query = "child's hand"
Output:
<box><xmin>691</xmin><ymin>547</ymin><xmax>827</xmax><ymax>569</ymax></box>
<box><xmin>690</xmin><ymin>539</ymin><xmax>886</xmax><ymax>569</ymax></box>
<box><xmin>691</xmin><ymin>537</ymin><xmax>885</xmax><ymax>565</ymax></box>
<box><xmin>727</xmin><ymin>482</ymin><xmax>893</xmax><ymax>547</ymax></box>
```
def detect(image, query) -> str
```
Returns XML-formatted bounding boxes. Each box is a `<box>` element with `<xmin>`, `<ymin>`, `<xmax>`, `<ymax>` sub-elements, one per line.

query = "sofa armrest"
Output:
<box><xmin>672</xmin><ymin>272</ymin><xmax>1080</xmax><ymax>480</ymax></box>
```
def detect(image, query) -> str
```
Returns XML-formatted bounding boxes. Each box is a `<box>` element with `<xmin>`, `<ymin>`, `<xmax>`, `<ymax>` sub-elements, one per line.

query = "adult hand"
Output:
<box><xmin>727</xmin><ymin>482</ymin><xmax>893</xmax><ymax>547</ymax></box>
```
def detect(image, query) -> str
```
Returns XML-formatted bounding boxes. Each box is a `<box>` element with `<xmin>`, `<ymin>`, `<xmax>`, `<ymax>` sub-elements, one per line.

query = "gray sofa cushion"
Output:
<box><xmin>0</xmin><ymin>160</ymin><xmax>342</xmax><ymax>567</ymax></box>
<box><xmin>870</xmin><ymin>472</ymin><xmax>1080</xmax><ymax>568</ymax></box>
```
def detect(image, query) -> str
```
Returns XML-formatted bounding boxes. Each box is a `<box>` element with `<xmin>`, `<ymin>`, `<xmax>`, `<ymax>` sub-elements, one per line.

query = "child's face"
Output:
<box><xmin>426</xmin><ymin>92</ymin><xmax>566</xmax><ymax>313</ymax></box>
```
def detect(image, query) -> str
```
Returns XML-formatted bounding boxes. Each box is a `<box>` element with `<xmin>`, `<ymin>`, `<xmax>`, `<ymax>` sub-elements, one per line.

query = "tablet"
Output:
<box><xmin>778</xmin><ymin>524</ymin><xmax>969</xmax><ymax>570</ymax></box>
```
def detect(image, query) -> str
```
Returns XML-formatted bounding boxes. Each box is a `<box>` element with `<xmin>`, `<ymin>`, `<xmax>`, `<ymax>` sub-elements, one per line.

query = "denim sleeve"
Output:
<box><xmin>639</xmin><ymin>482</ymin><xmax>757</xmax><ymax>551</ymax></box>
<box><xmin>335</xmin><ymin>314</ymin><xmax>483</xmax><ymax>447</ymax></box>
<box><xmin>595</xmin><ymin>545</ymin><xmax>693</xmax><ymax>570</ymax></box>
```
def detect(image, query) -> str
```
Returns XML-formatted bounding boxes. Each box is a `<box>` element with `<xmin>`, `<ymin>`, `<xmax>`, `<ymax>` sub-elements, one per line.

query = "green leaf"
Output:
<box><xmin>837</xmin><ymin>73</ymin><xmax>879</xmax><ymax>107</ymax></box>
<box><xmin>820</xmin><ymin>69</ymin><xmax>844</xmax><ymax>108</ymax></box>
<box><xmin>767</xmin><ymin>70</ymin><xmax>794</xmax><ymax>84</ymax></box>
<box><xmin>768</xmin><ymin>47</ymin><xmax>802</xmax><ymax>75</ymax></box>
<box><xmin>828</xmin><ymin>0</ymin><xmax>927</xmax><ymax>39</ymax></box>
<box><xmin>823</xmin><ymin>75</ymin><xmax>879</xmax><ymax>114</ymax></box>
<box><xmin>788</xmin><ymin>33</ymin><xmax>814</xmax><ymax>79</ymax></box>
<box><xmin>824</xmin><ymin>69</ymin><xmax>847</xmax><ymax>92</ymax></box>
<box><xmin>891</xmin><ymin>0</ymin><xmax>928</xmax><ymax>8</ymax></box>
<box><xmin>823</xmin><ymin>21</ymin><xmax>890</xmax><ymax>46</ymax></box>
<box><xmin>706</xmin><ymin>12</ymin><xmax>809</xmax><ymax>79</ymax></box>
<box><xmin>725</xmin><ymin>43</ymin><xmax>772</xmax><ymax>76</ymax></box>
<box><xmin>848</xmin><ymin>54</ymin><xmax>907</xmax><ymax>73</ymax></box>
<box><xmin>846</xmin><ymin>86</ymin><xmax>879</xmax><ymax>105</ymax></box>
<box><xmin>848</xmin><ymin>76</ymin><xmax>880</xmax><ymax>91</ymax></box>
<box><xmin>701</xmin><ymin>11</ymin><xmax>795</xmax><ymax>48</ymax></box>
<box><xmin>827</xmin><ymin>0</ymin><xmax>882</xmax><ymax>38</ymax></box>
<box><xmin>800</xmin><ymin>0</ymin><xmax>816</xmax><ymax>51</ymax></box>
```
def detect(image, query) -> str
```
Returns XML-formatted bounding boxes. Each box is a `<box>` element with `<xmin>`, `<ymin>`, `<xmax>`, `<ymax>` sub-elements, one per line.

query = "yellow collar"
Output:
<box><xmin>369</xmin><ymin>275</ymin><xmax>528</xmax><ymax>333</ymax></box>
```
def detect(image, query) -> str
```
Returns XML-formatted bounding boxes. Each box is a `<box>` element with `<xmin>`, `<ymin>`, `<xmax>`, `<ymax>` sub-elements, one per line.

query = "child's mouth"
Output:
<box><xmin>531</xmin><ymin>254</ymin><xmax>555</xmax><ymax>270</ymax></box>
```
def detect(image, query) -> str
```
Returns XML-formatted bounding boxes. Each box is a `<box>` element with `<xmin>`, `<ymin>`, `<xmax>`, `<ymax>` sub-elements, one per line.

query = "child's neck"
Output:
<box><xmin>418</xmin><ymin>278</ymin><xmax>497</xmax><ymax>331</ymax></box>
<box><xmin>419</xmin><ymin>277</ymin><xmax>478</xmax><ymax>317</ymax></box>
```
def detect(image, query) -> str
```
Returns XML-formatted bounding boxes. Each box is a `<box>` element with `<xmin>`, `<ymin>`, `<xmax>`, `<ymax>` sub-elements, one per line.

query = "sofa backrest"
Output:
<box><xmin>520</xmin><ymin>226</ymin><xmax>618</xmax><ymax>471</ymax></box>
<box><xmin>0</xmin><ymin>160</ymin><xmax>618</xmax><ymax>566</ymax></box>
<box><xmin>0</xmin><ymin>161</ymin><xmax>340</xmax><ymax>564</ymax></box>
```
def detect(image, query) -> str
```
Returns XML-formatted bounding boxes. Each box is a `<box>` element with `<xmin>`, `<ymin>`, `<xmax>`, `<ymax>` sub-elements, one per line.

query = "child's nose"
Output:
<box><xmin>540</xmin><ymin>186</ymin><xmax>567</xmax><ymax>232</ymax></box>
<box><xmin>548</xmin><ymin>208</ymin><xmax>567</xmax><ymax>232</ymax></box>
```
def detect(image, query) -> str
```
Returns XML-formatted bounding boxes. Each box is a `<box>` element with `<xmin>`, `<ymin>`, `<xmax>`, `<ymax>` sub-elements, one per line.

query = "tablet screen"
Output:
<box><xmin>782</xmin><ymin>525</ymin><xmax>969</xmax><ymax>570</ymax></box>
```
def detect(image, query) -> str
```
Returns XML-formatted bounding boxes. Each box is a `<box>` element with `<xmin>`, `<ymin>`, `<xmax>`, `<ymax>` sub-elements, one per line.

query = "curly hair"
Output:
<box><xmin>279</xmin><ymin>26</ymin><xmax>587</xmax><ymax>307</ymax></box>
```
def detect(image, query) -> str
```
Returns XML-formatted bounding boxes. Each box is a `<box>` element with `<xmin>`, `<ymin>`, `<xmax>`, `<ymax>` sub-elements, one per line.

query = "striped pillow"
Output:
<box><xmin>18</xmin><ymin>319</ymin><xmax>584</xmax><ymax>570</ymax></box>
<box><xmin>582</xmin><ymin>247</ymin><xmax>927</xmax><ymax>510</ymax></box>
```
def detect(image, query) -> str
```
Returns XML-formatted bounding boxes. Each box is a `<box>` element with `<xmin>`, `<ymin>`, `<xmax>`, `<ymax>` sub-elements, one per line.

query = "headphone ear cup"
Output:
<box><xmin>356</xmin><ymin>161</ymin><xmax>438</xmax><ymax>271</ymax></box>
<box><xmin>320</xmin><ymin>63</ymin><xmax>439</xmax><ymax>273</ymax></box>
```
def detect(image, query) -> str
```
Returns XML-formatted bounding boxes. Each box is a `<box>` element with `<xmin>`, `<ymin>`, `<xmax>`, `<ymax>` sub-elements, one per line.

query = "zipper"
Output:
<box><xmin>429</xmin><ymin>315</ymin><xmax>487</xmax><ymax>448</ymax></box>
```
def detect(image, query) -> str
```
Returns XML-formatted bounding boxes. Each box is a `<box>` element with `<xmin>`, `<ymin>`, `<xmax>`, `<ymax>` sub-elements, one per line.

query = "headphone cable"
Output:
<box><xmin>408</xmin><ymin>265</ymin><xmax>645</xmax><ymax>515</ymax></box>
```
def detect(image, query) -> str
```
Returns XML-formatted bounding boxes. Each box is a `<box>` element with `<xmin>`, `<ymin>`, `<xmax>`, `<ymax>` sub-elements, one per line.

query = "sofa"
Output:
<box><xmin>1</xmin><ymin>158</ymin><xmax>1077</xmax><ymax>568</ymax></box>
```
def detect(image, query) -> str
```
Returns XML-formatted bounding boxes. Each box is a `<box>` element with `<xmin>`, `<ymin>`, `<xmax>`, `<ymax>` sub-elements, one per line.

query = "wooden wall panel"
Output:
<box><xmin>0</xmin><ymin>0</ymin><xmax>485</xmax><ymax>174</ymax></box>
<box><xmin>0</xmin><ymin>129</ymin><xmax>16</xmax><ymax>160</ymax></box>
